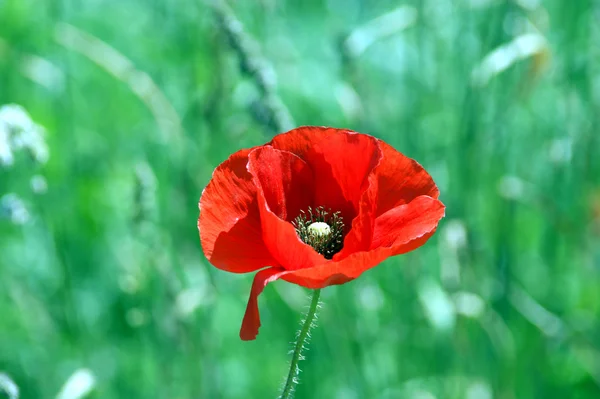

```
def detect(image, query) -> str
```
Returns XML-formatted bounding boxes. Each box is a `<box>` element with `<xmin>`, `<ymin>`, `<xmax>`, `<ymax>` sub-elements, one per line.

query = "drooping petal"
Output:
<box><xmin>240</xmin><ymin>267</ymin><xmax>290</xmax><ymax>341</ymax></box>
<box><xmin>247</xmin><ymin>146</ymin><xmax>326</xmax><ymax>271</ymax></box>
<box><xmin>374</xmin><ymin>140</ymin><xmax>440</xmax><ymax>216</ymax></box>
<box><xmin>199</xmin><ymin>149</ymin><xmax>278</xmax><ymax>273</ymax></box>
<box><xmin>371</xmin><ymin>195</ymin><xmax>446</xmax><ymax>253</ymax></box>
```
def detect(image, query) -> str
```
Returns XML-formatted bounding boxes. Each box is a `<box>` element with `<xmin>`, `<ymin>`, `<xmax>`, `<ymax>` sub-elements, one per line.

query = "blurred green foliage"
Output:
<box><xmin>1</xmin><ymin>0</ymin><xmax>599</xmax><ymax>398</ymax></box>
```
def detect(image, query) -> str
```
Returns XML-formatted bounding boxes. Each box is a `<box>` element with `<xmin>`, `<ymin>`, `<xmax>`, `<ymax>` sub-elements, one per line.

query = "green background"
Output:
<box><xmin>1</xmin><ymin>0</ymin><xmax>599</xmax><ymax>398</ymax></box>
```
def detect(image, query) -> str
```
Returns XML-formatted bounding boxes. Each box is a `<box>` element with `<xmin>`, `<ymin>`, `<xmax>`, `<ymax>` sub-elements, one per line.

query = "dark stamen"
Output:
<box><xmin>292</xmin><ymin>206</ymin><xmax>344</xmax><ymax>259</ymax></box>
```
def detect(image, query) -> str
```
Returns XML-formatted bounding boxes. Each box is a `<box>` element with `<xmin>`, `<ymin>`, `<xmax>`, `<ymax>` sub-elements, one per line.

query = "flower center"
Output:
<box><xmin>292</xmin><ymin>206</ymin><xmax>344</xmax><ymax>260</ymax></box>
<box><xmin>307</xmin><ymin>222</ymin><xmax>331</xmax><ymax>237</ymax></box>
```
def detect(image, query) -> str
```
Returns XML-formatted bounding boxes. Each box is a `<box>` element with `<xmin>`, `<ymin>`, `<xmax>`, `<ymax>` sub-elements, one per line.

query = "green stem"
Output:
<box><xmin>279</xmin><ymin>289</ymin><xmax>321</xmax><ymax>399</ymax></box>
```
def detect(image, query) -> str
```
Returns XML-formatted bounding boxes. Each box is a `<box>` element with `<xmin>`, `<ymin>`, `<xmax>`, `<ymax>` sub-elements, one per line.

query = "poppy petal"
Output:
<box><xmin>199</xmin><ymin>149</ymin><xmax>278</xmax><ymax>273</ymax></box>
<box><xmin>374</xmin><ymin>140</ymin><xmax>440</xmax><ymax>216</ymax></box>
<box><xmin>371</xmin><ymin>195</ymin><xmax>446</xmax><ymax>253</ymax></box>
<box><xmin>271</xmin><ymin>126</ymin><xmax>381</xmax><ymax>214</ymax></box>
<box><xmin>309</xmin><ymin>131</ymin><xmax>381</xmax><ymax>220</ymax></box>
<box><xmin>247</xmin><ymin>145</ymin><xmax>314</xmax><ymax>221</ymax></box>
<box><xmin>269</xmin><ymin>126</ymin><xmax>338</xmax><ymax>161</ymax></box>
<box><xmin>281</xmin><ymin>196</ymin><xmax>444</xmax><ymax>288</ymax></box>
<box><xmin>248</xmin><ymin>146</ymin><xmax>326</xmax><ymax>271</ymax></box>
<box><xmin>282</xmin><ymin>248</ymin><xmax>392</xmax><ymax>289</ymax></box>
<box><xmin>333</xmin><ymin>172</ymin><xmax>378</xmax><ymax>260</ymax></box>
<box><xmin>240</xmin><ymin>267</ymin><xmax>290</xmax><ymax>341</ymax></box>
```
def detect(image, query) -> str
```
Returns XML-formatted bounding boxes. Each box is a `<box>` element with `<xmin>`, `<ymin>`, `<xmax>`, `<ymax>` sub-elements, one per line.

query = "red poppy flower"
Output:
<box><xmin>198</xmin><ymin>126</ymin><xmax>445</xmax><ymax>340</ymax></box>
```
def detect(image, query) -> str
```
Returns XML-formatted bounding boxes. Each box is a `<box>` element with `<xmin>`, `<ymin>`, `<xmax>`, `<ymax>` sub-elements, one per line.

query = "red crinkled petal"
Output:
<box><xmin>333</xmin><ymin>172</ymin><xmax>378</xmax><ymax>260</ymax></box>
<box><xmin>371</xmin><ymin>195</ymin><xmax>445</xmax><ymax>253</ymax></box>
<box><xmin>309</xmin><ymin>131</ymin><xmax>381</xmax><ymax>240</ymax></box>
<box><xmin>281</xmin><ymin>249</ymin><xmax>391</xmax><ymax>289</ymax></box>
<box><xmin>240</xmin><ymin>267</ymin><xmax>290</xmax><ymax>341</ymax></box>
<box><xmin>198</xmin><ymin>148</ymin><xmax>278</xmax><ymax>273</ymax></box>
<box><xmin>374</xmin><ymin>140</ymin><xmax>440</xmax><ymax>216</ymax></box>
<box><xmin>269</xmin><ymin>126</ymin><xmax>338</xmax><ymax>160</ymax></box>
<box><xmin>312</xmin><ymin>132</ymin><xmax>380</xmax><ymax>212</ymax></box>
<box><xmin>280</xmin><ymin>195</ymin><xmax>445</xmax><ymax>288</ymax></box>
<box><xmin>247</xmin><ymin>146</ymin><xmax>326</xmax><ymax>271</ymax></box>
<box><xmin>247</xmin><ymin>145</ymin><xmax>314</xmax><ymax>221</ymax></box>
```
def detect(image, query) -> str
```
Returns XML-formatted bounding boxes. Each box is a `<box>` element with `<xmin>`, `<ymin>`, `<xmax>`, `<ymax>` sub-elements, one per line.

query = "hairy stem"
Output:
<box><xmin>279</xmin><ymin>289</ymin><xmax>321</xmax><ymax>399</ymax></box>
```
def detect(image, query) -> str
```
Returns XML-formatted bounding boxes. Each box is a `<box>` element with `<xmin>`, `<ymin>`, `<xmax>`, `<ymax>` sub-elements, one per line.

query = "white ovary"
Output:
<box><xmin>307</xmin><ymin>222</ymin><xmax>331</xmax><ymax>237</ymax></box>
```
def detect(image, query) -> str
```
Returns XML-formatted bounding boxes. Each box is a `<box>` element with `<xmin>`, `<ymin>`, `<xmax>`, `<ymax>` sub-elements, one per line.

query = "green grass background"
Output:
<box><xmin>1</xmin><ymin>0</ymin><xmax>599</xmax><ymax>398</ymax></box>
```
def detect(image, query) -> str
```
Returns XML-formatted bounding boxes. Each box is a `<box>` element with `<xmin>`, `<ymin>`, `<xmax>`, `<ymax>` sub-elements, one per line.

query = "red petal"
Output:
<box><xmin>371</xmin><ymin>195</ymin><xmax>445</xmax><ymax>253</ymax></box>
<box><xmin>281</xmin><ymin>196</ymin><xmax>444</xmax><ymax>288</ymax></box>
<box><xmin>240</xmin><ymin>267</ymin><xmax>290</xmax><ymax>341</ymax></box>
<box><xmin>248</xmin><ymin>146</ymin><xmax>326</xmax><ymax>271</ymax></box>
<box><xmin>270</xmin><ymin>126</ymin><xmax>381</xmax><ymax>217</ymax></box>
<box><xmin>307</xmin><ymin>133</ymin><xmax>381</xmax><ymax>259</ymax></box>
<box><xmin>374</xmin><ymin>140</ymin><xmax>440</xmax><ymax>216</ymax></box>
<box><xmin>199</xmin><ymin>149</ymin><xmax>278</xmax><ymax>273</ymax></box>
<box><xmin>282</xmin><ymin>248</ymin><xmax>392</xmax><ymax>289</ymax></box>
<box><xmin>247</xmin><ymin>145</ymin><xmax>314</xmax><ymax>221</ymax></box>
<box><xmin>309</xmin><ymin>131</ymin><xmax>381</xmax><ymax>220</ymax></box>
<box><xmin>333</xmin><ymin>172</ymin><xmax>378</xmax><ymax>260</ymax></box>
<box><xmin>269</xmin><ymin>126</ymin><xmax>338</xmax><ymax>160</ymax></box>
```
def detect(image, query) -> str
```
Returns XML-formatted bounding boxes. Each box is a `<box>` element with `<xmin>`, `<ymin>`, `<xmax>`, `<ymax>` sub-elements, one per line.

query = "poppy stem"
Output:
<box><xmin>279</xmin><ymin>288</ymin><xmax>321</xmax><ymax>399</ymax></box>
